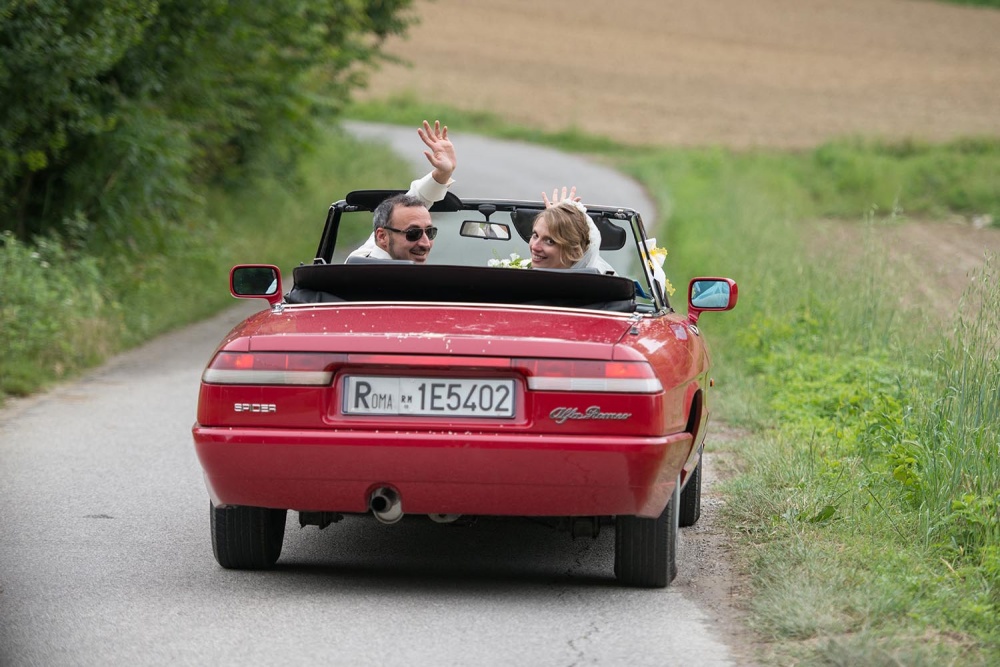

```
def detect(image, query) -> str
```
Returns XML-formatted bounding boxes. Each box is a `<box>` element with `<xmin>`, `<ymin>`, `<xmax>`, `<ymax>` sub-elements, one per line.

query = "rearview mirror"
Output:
<box><xmin>460</xmin><ymin>221</ymin><xmax>512</xmax><ymax>240</ymax></box>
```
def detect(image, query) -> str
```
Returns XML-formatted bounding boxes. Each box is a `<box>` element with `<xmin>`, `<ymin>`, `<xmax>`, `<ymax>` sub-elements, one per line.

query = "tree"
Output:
<box><xmin>0</xmin><ymin>0</ymin><xmax>414</xmax><ymax>248</ymax></box>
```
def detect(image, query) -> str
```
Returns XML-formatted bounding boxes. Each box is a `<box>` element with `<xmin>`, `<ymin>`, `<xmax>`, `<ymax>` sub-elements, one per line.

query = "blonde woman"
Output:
<box><xmin>529</xmin><ymin>187</ymin><xmax>616</xmax><ymax>275</ymax></box>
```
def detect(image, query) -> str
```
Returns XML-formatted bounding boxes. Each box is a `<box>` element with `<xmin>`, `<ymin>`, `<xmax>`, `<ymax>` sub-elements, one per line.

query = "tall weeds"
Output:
<box><xmin>916</xmin><ymin>257</ymin><xmax>1000</xmax><ymax>589</ymax></box>
<box><xmin>621</xmin><ymin>141</ymin><xmax>999</xmax><ymax>658</ymax></box>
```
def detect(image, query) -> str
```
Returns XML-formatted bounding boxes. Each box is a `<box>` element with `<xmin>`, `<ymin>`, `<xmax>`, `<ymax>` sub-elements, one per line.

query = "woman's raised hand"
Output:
<box><xmin>542</xmin><ymin>186</ymin><xmax>580</xmax><ymax>208</ymax></box>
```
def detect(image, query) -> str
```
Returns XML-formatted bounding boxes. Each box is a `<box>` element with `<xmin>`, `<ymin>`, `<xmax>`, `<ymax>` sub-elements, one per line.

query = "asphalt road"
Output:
<box><xmin>0</xmin><ymin>123</ymin><xmax>737</xmax><ymax>666</ymax></box>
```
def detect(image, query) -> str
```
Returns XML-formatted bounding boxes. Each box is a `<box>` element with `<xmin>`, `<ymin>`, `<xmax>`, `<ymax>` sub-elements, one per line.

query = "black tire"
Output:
<box><xmin>678</xmin><ymin>454</ymin><xmax>702</xmax><ymax>528</ymax></box>
<box><xmin>210</xmin><ymin>502</ymin><xmax>287</xmax><ymax>569</ymax></box>
<box><xmin>614</xmin><ymin>479</ymin><xmax>679</xmax><ymax>588</ymax></box>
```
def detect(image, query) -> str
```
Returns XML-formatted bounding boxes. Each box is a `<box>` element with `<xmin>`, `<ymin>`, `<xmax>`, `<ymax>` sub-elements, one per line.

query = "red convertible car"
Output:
<box><xmin>192</xmin><ymin>190</ymin><xmax>737</xmax><ymax>587</ymax></box>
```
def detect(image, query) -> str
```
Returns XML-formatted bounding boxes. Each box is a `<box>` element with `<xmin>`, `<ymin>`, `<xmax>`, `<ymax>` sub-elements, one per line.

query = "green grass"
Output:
<box><xmin>625</xmin><ymin>134</ymin><xmax>999</xmax><ymax>665</ymax></box>
<box><xmin>633</xmin><ymin>145</ymin><xmax>999</xmax><ymax>664</ymax></box>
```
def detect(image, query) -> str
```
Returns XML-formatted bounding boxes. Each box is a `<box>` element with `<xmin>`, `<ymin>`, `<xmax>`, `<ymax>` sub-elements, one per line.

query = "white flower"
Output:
<box><xmin>644</xmin><ymin>238</ymin><xmax>667</xmax><ymax>267</ymax></box>
<box><xmin>488</xmin><ymin>252</ymin><xmax>531</xmax><ymax>269</ymax></box>
<box><xmin>643</xmin><ymin>238</ymin><xmax>675</xmax><ymax>297</ymax></box>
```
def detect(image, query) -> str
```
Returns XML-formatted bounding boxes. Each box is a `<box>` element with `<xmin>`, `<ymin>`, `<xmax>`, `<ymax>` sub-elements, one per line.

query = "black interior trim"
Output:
<box><xmin>290</xmin><ymin>263</ymin><xmax>636</xmax><ymax>311</ymax></box>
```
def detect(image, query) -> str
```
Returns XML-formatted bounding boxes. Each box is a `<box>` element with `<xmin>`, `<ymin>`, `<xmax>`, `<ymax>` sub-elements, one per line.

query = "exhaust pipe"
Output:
<box><xmin>369</xmin><ymin>486</ymin><xmax>403</xmax><ymax>524</ymax></box>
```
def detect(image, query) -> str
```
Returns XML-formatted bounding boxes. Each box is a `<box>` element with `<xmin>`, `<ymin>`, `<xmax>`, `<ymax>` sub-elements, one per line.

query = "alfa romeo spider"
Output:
<box><xmin>192</xmin><ymin>189</ymin><xmax>737</xmax><ymax>587</ymax></box>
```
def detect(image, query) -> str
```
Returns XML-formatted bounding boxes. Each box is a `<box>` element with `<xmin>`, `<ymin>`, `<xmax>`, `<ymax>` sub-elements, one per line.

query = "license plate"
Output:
<box><xmin>343</xmin><ymin>376</ymin><xmax>516</xmax><ymax>418</ymax></box>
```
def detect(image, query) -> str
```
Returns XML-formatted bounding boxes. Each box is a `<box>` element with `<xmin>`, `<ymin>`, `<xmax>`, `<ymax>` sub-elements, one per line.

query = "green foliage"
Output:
<box><xmin>657</xmin><ymin>161</ymin><xmax>999</xmax><ymax>655</ymax></box>
<box><xmin>0</xmin><ymin>1</ymin><xmax>155</xmax><ymax>177</ymax></box>
<box><xmin>0</xmin><ymin>230</ymin><xmax>122</xmax><ymax>395</ymax></box>
<box><xmin>0</xmin><ymin>126</ymin><xmax>414</xmax><ymax>398</ymax></box>
<box><xmin>916</xmin><ymin>260</ymin><xmax>1000</xmax><ymax>580</ymax></box>
<box><xmin>804</xmin><ymin>138</ymin><xmax>1000</xmax><ymax>221</ymax></box>
<box><xmin>1</xmin><ymin>0</ymin><xmax>415</xmax><ymax>248</ymax></box>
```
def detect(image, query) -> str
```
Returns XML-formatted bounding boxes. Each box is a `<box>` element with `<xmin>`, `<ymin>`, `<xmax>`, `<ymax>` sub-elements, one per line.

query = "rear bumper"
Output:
<box><xmin>192</xmin><ymin>426</ymin><xmax>692</xmax><ymax>518</ymax></box>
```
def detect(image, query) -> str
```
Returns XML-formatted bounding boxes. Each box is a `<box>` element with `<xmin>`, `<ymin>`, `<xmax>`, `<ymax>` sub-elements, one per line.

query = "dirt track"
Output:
<box><xmin>364</xmin><ymin>0</ymin><xmax>1000</xmax><ymax>149</ymax></box>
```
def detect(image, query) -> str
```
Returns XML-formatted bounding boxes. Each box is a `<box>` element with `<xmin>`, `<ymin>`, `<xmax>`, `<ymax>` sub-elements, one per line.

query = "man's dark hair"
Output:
<box><xmin>373</xmin><ymin>193</ymin><xmax>425</xmax><ymax>230</ymax></box>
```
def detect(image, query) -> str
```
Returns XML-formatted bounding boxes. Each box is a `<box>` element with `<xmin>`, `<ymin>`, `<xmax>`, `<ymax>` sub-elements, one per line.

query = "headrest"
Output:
<box><xmin>345</xmin><ymin>189</ymin><xmax>463</xmax><ymax>212</ymax></box>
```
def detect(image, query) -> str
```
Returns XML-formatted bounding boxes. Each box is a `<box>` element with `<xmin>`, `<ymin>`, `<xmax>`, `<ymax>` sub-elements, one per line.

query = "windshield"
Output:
<box><xmin>426</xmin><ymin>211</ymin><xmax>639</xmax><ymax>275</ymax></box>
<box><xmin>326</xmin><ymin>201</ymin><xmax>665</xmax><ymax>312</ymax></box>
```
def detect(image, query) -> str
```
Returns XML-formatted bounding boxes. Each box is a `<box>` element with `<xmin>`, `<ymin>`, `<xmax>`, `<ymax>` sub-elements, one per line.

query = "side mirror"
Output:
<box><xmin>687</xmin><ymin>277</ymin><xmax>738</xmax><ymax>325</ymax></box>
<box><xmin>230</xmin><ymin>265</ymin><xmax>282</xmax><ymax>307</ymax></box>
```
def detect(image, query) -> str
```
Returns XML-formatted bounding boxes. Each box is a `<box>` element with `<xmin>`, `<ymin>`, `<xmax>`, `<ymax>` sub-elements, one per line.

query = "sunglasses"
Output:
<box><xmin>385</xmin><ymin>225</ymin><xmax>438</xmax><ymax>242</ymax></box>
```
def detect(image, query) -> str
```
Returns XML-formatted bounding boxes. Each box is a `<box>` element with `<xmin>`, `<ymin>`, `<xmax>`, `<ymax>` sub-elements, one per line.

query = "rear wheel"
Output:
<box><xmin>210</xmin><ymin>502</ymin><xmax>287</xmax><ymax>569</ymax></box>
<box><xmin>678</xmin><ymin>454</ymin><xmax>702</xmax><ymax>528</ymax></box>
<box><xmin>614</xmin><ymin>479</ymin><xmax>679</xmax><ymax>588</ymax></box>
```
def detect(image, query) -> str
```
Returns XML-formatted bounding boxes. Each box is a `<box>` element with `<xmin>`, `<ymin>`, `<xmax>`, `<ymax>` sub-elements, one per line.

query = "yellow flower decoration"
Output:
<box><xmin>643</xmin><ymin>238</ymin><xmax>675</xmax><ymax>297</ymax></box>
<box><xmin>648</xmin><ymin>245</ymin><xmax>668</xmax><ymax>267</ymax></box>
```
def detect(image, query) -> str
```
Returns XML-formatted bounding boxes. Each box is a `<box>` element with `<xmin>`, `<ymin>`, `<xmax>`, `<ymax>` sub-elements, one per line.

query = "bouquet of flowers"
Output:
<box><xmin>488</xmin><ymin>252</ymin><xmax>532</xmax><ymax>269</ymax></box>
<box><xmin>644</xmin><ymin>239</ymin><xmax>675</xmax><ymax>297</ymax></box>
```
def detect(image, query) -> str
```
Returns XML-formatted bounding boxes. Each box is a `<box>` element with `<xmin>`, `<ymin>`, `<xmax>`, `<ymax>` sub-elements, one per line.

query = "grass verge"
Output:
<box><xmin>628</xmin><ymin>141</ymin><xmax>999</xmax><ymax>667</ymax></box>
<box><xmin>627</xmin><ymin>144</ymin><xmax>999</xmax><ymax>666</ymax></box>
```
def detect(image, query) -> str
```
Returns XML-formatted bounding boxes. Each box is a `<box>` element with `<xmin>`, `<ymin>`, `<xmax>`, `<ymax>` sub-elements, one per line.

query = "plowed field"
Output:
<box><xmin>363</xmin><ymin>0</ymin><xmax>1000</xmax><ymax>149</ymax></box>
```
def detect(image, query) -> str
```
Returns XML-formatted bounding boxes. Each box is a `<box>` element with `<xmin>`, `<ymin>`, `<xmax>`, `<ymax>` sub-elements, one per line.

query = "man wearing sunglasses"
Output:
<box><xmin>347</xmin><ymin>120</ymin><xmax>455</xmax><ymax>264</ymax></box>
<box><xmin>365</xmin><ymin>194</ymin><xmax>439</xmax><ymax>263</ymax></box>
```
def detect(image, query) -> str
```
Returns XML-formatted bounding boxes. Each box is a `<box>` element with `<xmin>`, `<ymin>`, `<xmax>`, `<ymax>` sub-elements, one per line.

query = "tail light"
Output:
<box><xmin>202</xmin><ymin>352</ymin><xmax>661</xmax><ymax>393</ymax></box>
<box><xmin>512</xmin><ymin>359</ymin><xmax>663</xmax><ymax>393</ymax></box>
<box><xmin>202</xmin><ymin>352</ymin><xmax>346</xmax><ymax>385</ymax></box>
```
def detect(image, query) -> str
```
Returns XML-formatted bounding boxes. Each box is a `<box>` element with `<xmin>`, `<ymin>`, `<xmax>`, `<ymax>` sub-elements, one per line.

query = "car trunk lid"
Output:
<box><xmin>246</xmin><ymin>302</ymin><xmax>636</xmax><ymax>359</ymax></box>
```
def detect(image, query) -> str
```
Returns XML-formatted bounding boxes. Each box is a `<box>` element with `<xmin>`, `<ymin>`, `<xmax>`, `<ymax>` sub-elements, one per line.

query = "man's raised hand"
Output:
<box><xmin>417</xmin><ymin>120</ymin><xmax>456</xmax><ymax>184</ymax></box>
